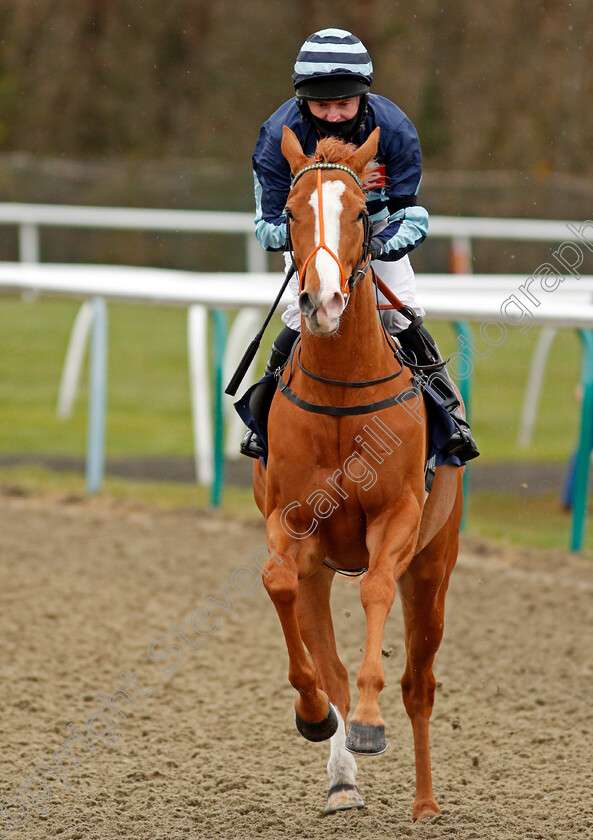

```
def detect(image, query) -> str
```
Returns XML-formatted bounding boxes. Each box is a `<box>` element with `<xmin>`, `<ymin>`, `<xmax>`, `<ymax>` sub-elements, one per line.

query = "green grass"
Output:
<box><xmin>1</xmin><ymin>293</ymin><xmax>590</xmax><ymax>552</ymax></box>
<box><xmin>1</xmin><ymin>463</ymin><xmax>589</xmax><ymax>554</ymax></box>
<box><xmin>465</xmin><ymin>490</ymin><xmax>588</xmax><ymax>552</ymax></box>
<box><xmin>0</xmin><ymin>296</ymin><xmax>287</xmax><ymax>456</ymax></box>
<box><xmin>0</xmin><ymin>463</ymin><xmax>260</xmax><ymax>518</ymax></box>
<box><xmin>425</xmin><ymin>318</ymin><xmax>582</xmax><ymax>464</ymax></box>
<box><xmin>1</xmin><ymin>296</ymin><xmax>194</xmax><ymax>455</ymax></box>
<box><xmin>0</xmin><ymin>295</ymin><xmax>584</xmax><ymax>461</ymax></box>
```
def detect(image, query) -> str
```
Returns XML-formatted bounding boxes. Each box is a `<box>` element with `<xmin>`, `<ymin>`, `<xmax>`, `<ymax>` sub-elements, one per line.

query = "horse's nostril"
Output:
<box><xmin>323</xmin><ymin>291</ymin><xmax>344</xmax><ymax>320</ymax></box>
<box><xmin>299</xmin><ymin>292</ymin><xmax>316</xmax><ymax>317</ymax></box>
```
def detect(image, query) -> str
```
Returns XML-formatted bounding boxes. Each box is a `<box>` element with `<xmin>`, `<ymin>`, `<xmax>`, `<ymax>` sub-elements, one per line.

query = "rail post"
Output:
<box><xmin>453</xmin><ymin>320</ymin><xmax>474</xmax><ymax>529</ymax></box>
<box><xmin>210</xmin><ymin>309</ymin><xmax>227</xmax><ymax>507</ymax></box>
<box><xmin>86</xmin><ymin>297</ymin><xmax>108</xmax><ymax>494</ymax></box>
<box><xmin>188</xmin><ymin>306</ymin><xmax>213</xmax><ymax>485</ymax></box>
<box><xmin>19</xmin><ymin>222</ymin><xmax>40</xmax><ymax>263</ymax></box>
<box><xmin>449</xmin><ymin>235</ymin><xmax>472</xmax><ymax>275</ymax></box>
<box><xmin>571</xmin><ymin>329</ymin><xmax>593</xmax><ymax>551</ymax></box>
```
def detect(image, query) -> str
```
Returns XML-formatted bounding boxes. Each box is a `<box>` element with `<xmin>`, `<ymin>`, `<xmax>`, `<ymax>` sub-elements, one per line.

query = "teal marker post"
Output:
<box><xmin>210</xmin><ymin>309</ymin><xmax>227</xmax><ymax>507</ymax></box>
<box><xmin>571</xmin><ymin>329</ymin><xmax>593</xmax><ymax>551</ymax></box>
<box><xmin>453</xmin><ymin>320</ymin><xmax>473</xmax><ymax>529</ymax></box>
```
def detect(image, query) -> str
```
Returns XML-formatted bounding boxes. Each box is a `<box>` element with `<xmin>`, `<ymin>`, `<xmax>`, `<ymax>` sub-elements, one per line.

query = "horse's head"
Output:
<box><xmin>281</xmin><ymin>126</ymin><xmax>380</xmax><ymax>336</ymax></box>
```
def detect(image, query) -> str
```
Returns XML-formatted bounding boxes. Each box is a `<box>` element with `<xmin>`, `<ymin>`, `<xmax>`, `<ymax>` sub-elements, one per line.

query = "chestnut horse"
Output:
<box><xmin>252</xmin><ymin>126</ymin><xmax>463</xmax><ymax>820</ymax></box>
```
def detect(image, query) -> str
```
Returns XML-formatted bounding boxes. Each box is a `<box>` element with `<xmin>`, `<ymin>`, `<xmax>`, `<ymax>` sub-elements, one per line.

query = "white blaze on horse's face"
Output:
<box><xmin>301</xmin><ymin>179</ymin><xmax>347</xmax><ymax>335</ymax></box>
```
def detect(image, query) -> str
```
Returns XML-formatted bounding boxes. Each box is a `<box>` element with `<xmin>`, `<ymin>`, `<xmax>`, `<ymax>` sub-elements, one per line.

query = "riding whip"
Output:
<box><xmin>224</xmin><ymin>260</ymin><xmax>297</xmax><ymax>396</ymax></box>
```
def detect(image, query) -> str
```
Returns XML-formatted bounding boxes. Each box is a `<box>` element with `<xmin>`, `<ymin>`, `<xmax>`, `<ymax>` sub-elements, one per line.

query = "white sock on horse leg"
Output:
<box><xmin>327</xmin><ymin>710</ymin><xmax>358</xmax><ymax>787</ymax></box>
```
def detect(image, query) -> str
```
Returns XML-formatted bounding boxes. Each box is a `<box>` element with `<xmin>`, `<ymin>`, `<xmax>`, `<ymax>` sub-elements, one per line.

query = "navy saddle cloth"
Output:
<box><xmin>234</xmin><ymin>373</ymin><xmax>463</xmax><ymax>470</ymax></box>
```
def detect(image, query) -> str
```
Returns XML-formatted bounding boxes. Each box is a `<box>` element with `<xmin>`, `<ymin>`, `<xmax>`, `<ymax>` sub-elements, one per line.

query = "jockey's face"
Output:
<box><xmin>308</xmin><ymin>97</ymin><xmax>360</xmax><ymax>123</ymax></box>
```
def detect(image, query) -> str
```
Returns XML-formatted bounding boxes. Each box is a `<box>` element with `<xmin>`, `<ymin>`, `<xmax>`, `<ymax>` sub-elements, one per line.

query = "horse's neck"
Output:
<box><xmin>299</xmin><ymin>275</ymin><xmax>393</xmax><ymax>384</ymax></box>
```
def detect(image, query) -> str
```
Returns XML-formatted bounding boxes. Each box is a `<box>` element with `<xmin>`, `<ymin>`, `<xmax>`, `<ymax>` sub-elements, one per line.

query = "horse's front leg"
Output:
<box><xmin>263</xmin><ymin>509</ymin><xmax>338</xmax><ymax>742</ymax></box>
<box><xmin>296</xmin><ymin>567</ymin><xmax>364</xmax><ymax>812</ymax></box>
<box><xmin>346</xmin><ymin>502</ymin><xmax>421</xmax><ymax>756</ymax></box>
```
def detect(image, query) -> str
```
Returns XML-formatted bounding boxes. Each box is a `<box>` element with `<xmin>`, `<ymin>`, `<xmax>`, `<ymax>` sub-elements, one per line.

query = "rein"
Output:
<box><xmin>277</xmin><ymin>157</ymin><xmax>439</xmax><ymax>415</ymax></box>
<box><xmin>278</xmin><ymin>339</ymin><xmax>419</xmax><ymax>417</ymax></box>
<box><xmin>275</xmin><ymin>152</ymin><xmax>427</xmax><ymax>575</ymax></box>
<box><xmin>296</xmin><ymin>344</ymin><xmax>402</xmax><ymax>388</ymax></box>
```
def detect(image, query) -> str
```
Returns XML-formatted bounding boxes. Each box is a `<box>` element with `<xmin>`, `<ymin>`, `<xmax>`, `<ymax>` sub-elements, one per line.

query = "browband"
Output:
<box><xmin>290</xmin><ymin>162</ymin><xmax>365</xmax><ymax>192</ymax></box>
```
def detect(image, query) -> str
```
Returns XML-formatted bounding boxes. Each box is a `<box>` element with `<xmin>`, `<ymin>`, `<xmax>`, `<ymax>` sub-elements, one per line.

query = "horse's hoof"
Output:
<box><xmin>344</xmin><ymin>721</ymin><xmax>387</xmax><ymax>755</ymax></box>
<box><xmin>295</xmin><ymin>701</ymin><xmax>338</xmax><ymax>742</ymax></box>
<box><xmin>324</xmin><ymin>783</ymin><xmax>365</xmax><ymax>814</ymax></box>
<box><xmin>413</xmin><ymin>800</ymin><xmax>441</xmax><ymax>821</ymax></box>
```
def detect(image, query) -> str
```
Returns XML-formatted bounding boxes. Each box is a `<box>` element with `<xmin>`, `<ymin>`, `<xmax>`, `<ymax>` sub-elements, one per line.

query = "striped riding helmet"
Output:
<box><xmin>293</xmin><ymin>28</ymin><xmax>373</xmax><ymax>100</ymax></box>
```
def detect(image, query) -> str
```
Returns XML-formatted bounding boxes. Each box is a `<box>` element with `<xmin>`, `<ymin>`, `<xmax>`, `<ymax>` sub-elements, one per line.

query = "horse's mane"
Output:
<box><xmin>308</xmin><ymin>137</ymin><xmax>372</xmax><ymax>180</ymax></box>
<box><xmin>312</xmin><ymin>137</ymin><xmax>358</xmax><ymax>164</ymax></box>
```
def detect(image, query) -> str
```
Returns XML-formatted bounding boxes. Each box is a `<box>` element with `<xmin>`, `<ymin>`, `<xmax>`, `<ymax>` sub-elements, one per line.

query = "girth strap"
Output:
<box><xmin>322</xmin><ymin>559</ymin><xmax>368</xmax><ymax>577</ymax></box>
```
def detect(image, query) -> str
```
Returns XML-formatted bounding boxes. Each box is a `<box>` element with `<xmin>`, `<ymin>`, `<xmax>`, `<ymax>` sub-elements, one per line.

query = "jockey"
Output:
<box><xmin>241</xmin><ymin>27</ymin><xmax>479</xmax><ymax>462</ymax></box>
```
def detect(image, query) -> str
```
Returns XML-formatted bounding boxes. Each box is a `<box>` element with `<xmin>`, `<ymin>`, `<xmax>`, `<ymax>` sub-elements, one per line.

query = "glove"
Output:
<box><xmin>369</xmin><ymin>239</ymin><xmax>384</xmax><ymax>260</ymax></box>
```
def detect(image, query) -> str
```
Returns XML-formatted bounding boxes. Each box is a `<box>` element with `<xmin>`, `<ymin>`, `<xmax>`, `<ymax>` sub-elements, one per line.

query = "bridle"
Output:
<box><xmin>286</xmin><ymin>161</ymin><xmax>373</xmax><ymax>302</ymax></box>
<box><xmin>279</xmin><ymin>162</ymin><xmax>427</xmax><ymax>581</ymax></box>
<box><xmin>283</xmin><ymin>159</ymin><xmax>443</xmax><ymax>381</ymax></box>
<box><xmin>224</xmin><ymin>157</ymin><xmax>421</xmax><ymax>401</ymax></box>
<box><xmin>278</xmin><ymin>156</ymin><xmax>446</xmax><ymax>403</ymax></box>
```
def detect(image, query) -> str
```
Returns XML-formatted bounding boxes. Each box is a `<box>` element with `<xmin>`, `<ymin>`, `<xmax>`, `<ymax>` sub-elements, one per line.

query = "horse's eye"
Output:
<box><xmin>356</xmin><ymin>210</ymin><xmax>367</xmax><ymax>222</ymax></box>
<box><xmin>285</xmin><ymin>208</ymin><xmax>295</xmax><ymax>222</ymax></box>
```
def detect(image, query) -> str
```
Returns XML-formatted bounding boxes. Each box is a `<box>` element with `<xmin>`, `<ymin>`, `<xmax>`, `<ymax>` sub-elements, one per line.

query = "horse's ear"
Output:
<box><xmin>281</xmin><ymin>126</ymin><xmax>309</xmax><ymax>175</ymax></box>
<box><xmin>344</xmin><ymin>127</ymin><xmax>380</xmax><ymax>174</ymax></box>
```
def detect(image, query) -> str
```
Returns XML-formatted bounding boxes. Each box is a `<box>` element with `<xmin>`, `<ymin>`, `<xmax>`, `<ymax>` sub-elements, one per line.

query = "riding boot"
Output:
<box><xmin>396</xmin><ymin>324</ymin><xmax>480</xmax><ymax>462</ymax></box>
<box><xmin>239</xmin><ymin>326</ymin><xmax>300</xmax><ymax>459</ymax></box>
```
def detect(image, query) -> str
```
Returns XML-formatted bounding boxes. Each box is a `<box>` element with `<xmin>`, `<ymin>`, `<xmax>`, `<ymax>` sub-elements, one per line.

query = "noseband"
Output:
<box><xmin>286</xmin><ymin>161</ymin><xmax>373</xmax><ymax>301</ymax></box>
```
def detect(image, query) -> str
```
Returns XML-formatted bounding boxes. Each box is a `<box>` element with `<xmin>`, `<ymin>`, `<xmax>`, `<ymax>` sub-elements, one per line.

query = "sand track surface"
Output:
<box><xmin>0</xmin><ymin>491</ymin><xmax>591</xmax><ymax>840</ymax></box>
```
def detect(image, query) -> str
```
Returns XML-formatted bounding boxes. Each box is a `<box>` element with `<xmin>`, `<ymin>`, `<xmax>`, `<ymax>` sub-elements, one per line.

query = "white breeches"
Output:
<box><xmin>281</xmin><ymin>252</ymin><xmax>425</xmax><ymax>334</ymax></box>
